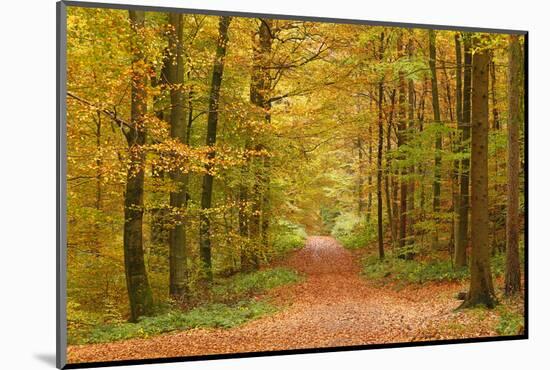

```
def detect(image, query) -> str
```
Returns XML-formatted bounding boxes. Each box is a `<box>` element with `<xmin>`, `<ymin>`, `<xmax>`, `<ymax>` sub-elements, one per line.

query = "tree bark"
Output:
<box><xmin>357</xmin><ymin>136</ymin><xmax>366</xmax><ymax>215</ymax></box>
<box><xmin>245</xmin><ymin>18</ymin><xmax>273</xmax><ymax>271</ymax></box>
<box><xmin>407</xmin><ymin>34</ymin><xmax>415</xmax><ymax>242</ymax></box>
<box><xmin>376</xmin><ymin>32</ymin><xmax>385</xmax><ymax>260</ymax></box>
<box><xmin>455</xmin><ymin>34</ymin><xmax>472</xmax><ymax>268</ymax></box>
<box><xmin>385</xmin><ymin>89</ymin><xmax>398</xmax><ymax>247</ymax></box>
<box><xmin>199</xmin><ymin>16</ymin><xmax>231</xmax><ymax>282</ymax></box>
<box><xmin>490</xmin><ymin>52</ymin><xmax>500</xmax><ymax>130</ymax></box>
<box><xmin>397</xmin><ymin>32</ymin><xmax>408</xmax><ymax>251</ymax></box>
<box><xmin>460</xmin><ymin>37</ymin><xmax>496</xmax><ymax>308</ymax></box>
<box><xmin>428</xmin><ymin>30</ymin><xmax>442</xmax><ymax>249</ymax></box>
<box><xmin>167</xmin><ymin>13</ymin><xmax>189</xmax><ymax>300</ymax></box>
<box><xmin>124</xmin><ymin>10</ymin><xmax>153</xmax><ymax>322</ymax></box>
<box><xmin>504</xmin><ymin>34</ymin><xmax>522</xmax><ymax>296</ymax></box>
<box><xmin>452</xmin><ymin>33</ymin><xmax>463</xmax><ymax>266</ymax></box>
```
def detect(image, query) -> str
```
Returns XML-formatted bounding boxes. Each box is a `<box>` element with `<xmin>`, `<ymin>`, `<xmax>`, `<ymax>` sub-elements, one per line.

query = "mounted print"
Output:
<box><xmin>57</xmin><ymin>1</ymin><xmax>528</xmax><ymax>368</ymax></box>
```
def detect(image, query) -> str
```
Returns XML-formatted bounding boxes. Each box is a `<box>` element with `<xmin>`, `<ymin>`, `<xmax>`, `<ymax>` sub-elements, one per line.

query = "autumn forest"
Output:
<box><xmin>64</xmin><ymin>6</ymin><xmax>525</xmax><ymax>364</ymax></box>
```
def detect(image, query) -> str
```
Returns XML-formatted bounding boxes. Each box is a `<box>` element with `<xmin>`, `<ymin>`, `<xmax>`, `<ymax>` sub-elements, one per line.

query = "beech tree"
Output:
<box><xmin>505</xmin><ymin>34</ymin><xmax>522</xmax><ymax>296</ymax></box>
<box><xmin>460</xmin><ymin>36</ymin><xmax>496</xmax><ymax>308</ymax></box>
<box><xmin>199</xmin><ymin>16</ymin><xmax>232</xmax><ymax>282</ymax></box>
<box><xmin>124</xmin><ymin>10</ymin><xmax>154</xmax><ymax>321</ymax></box>
<box><xmin>455</xmin><ymin>34</ymin><xmax>472</xmax><ymax>267</ymax></box>
<box><xmin>167</xmin><ymin>13</ymin><xmax>189</xmax><ymax>300</ymax></box>
<box><xmin>428</xmin><ymin>30</ymin><xmax>442</xmax><ymax>249</ymax></box>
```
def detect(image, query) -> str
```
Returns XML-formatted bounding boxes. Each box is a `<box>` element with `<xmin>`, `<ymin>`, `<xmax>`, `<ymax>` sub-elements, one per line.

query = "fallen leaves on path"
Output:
<box><xmin>67</xmin><ymin>236</ymin><xmax>504</xmax><ymax>364</ymax></box>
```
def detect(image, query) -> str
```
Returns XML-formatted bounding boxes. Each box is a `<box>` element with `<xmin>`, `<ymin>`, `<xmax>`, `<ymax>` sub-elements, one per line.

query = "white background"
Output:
<box><xmin>1</xmin><ymin>0</ymin><xmax>547</xmax><ymax>369</ymax></box>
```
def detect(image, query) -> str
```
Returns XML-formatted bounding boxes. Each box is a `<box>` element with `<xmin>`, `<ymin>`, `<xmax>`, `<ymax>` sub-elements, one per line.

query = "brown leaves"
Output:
<box><xmin>67</xmin><ymin>237</ymin><xmax>512</xmax><ymax>364</ymax></box>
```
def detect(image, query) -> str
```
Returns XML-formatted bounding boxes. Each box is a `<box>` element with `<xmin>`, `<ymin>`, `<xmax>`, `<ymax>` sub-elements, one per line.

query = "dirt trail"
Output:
<box><xmin>67</xmin><ymin>236</ymin><xmax>497</xmax><ymax>364</ymax></box>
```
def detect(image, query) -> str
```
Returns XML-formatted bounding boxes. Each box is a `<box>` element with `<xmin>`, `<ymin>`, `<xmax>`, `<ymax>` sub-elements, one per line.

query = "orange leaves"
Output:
<box><xmin>67</xmin><ymin>236</ymin><xmax>513</xmax><ymax>364</ymax></box>
<box><xmin>147</xmin><ymin>141</ymin><xmax>270</xmax><ymax>177</ymax></box>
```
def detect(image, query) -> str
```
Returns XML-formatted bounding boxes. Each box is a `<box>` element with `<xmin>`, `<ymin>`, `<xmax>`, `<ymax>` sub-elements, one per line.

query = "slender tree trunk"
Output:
<box><xmin>357</xmin><ymin>136</ymin><xmax>366</xmax><ymax>215</ymax></box>
<box><xmin>452</xmin><ymin>33</ymin><xmax>463</xmax><ymax>266</ymax></box>
<box><xmin>150</xmin><ymin>48</ymin><xmax>170</xmax><ymax>247</ymax></box>
<box><xmin>460</xmin><ymin>37</ymin><xmax>496</xmax><ymax>308</ymax></box>
<box><xmin>385</xmin><ymin>90</ymin><xmax>398</xmax><ymax>247</ymax></box>
<box><xmin>376</xmin><ymin>32</ymin><xmax>385</xmax><ymax>260</ymax></box>
<box><xmin>167</xmin><ymin>13</ymin><xmax>189</xmax><ymax>300</ymax></box>
<box><xmin>124</xmin><ymin>10</ymin><xmax>153</xmax><ymax>321</ymax></box>
<box><xmin>442</xmin><ymin>60</ymin><xmax>454</xmax><ymax>122</ymax></box>
<box><xmin>490</xmin><ymin>52</ymin><xmax>500</xmax><ymax>130</ymax></box>
<box><xmin>239</xmin><ymin>162</ymin><xmax>255</xmax><ymax>271</ymax></box>
<box><xmin>418</xmin><ymin>78</ymin><xmax>428</xmax><ymax>229</ymax></box>
<box><xmin>199</xmin><ymin>16</ymin><xmax>231</xmax><ymax>282</ymax></box>
<box><xmin>407</xmin><ymin>34</ymin><xmax>415</xmax><ymax>241</ymax></box>
<box><xmin>95</xmin><ymin>112</ymin><xmax>102</xmax><ymax>211</ymax></box>
<box><xmin>367</xmin><ymin>115</ymin><xmax>373</xmax><ymax>223</ymax></box>
<box><xmin>397</xmin><ymin>32</ymin><xmax>408</xmax><ymax>251</ymax></box>
<box><xmin>455</xmin><ymin>34</ymin><xmax>472</xmax><ymax>267</ymax></box>
<box><xmin>504</xmin><ymin>35</ymin><xmax>522</xmax><ymax>296</ymax></box>
<box><xmin>429</xmin><ymin>30</ymin><xmax>442</xmax><ymax>249</ymax></box>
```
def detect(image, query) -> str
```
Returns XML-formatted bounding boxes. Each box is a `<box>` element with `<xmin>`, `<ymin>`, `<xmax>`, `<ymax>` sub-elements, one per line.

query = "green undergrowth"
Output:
<box><xmin>270</xmin><ymin>220</ymin><xmax>308</xmax><ymax>259</ymax></box>
<box><xmin>329</xmin><ymin>212</ymin><xmax>377</xmax><ymax>250</ymax></box>
<box><xmin>80</xmin><ymin>300</ymin><xmax>276</xmax><ymax>344</ymax></box>
<box><xmin>496</xmin><ymin>304</ymin><xmax>525</xmax><ymax>336</ymax></box>
<box><xmin>362</xmin><ymin>256</ymin><xmax>469</xmax><ymax>283</ymax></box>
<box><xmin>361</xmin><ymin>248</ymin><xmax>524</xmax><ymax>285</ymax></box>
<box><xmin>69</xmin><ymin>267</ymin><xmax>301</xmax><ymax>345</ymax></box>
<box><xmin>211</xmin><ymin>267</ymin><xmax>303</xmax><ymax>302</ymax></box>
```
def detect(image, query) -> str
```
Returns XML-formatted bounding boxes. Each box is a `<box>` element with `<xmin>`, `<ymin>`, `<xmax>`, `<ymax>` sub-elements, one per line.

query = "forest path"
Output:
<box><xmin>67</xmin><ymin>236</ymin><xmax>495</xmax><ymax>363</ymax></box>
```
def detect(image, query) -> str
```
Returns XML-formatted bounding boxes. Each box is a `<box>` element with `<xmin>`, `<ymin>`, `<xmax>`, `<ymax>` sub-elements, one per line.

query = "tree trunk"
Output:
<box><xmin>504</xmin><ymin>34</ymin><xmax>522</xmax><ymax>296</ymax></box>
<box><xmin>428</xmin><ymin>30</ymin><xmax>442</xmax><ymax>249</ymax></box>
<box><xmin>167</xmin><ymin>13</ymin><xmax>189</xmax><ymax>300</ymax></box>
<box><xmin>367</xmin><ymin>112</ymin><xmax>373</xmax><ymax>223</ymax></box>
<box><xmin>124</xmin><ymin>10</ymin><xmax>153</xmax><ymax>322</ymax></box>
<box><xmin>357</xmin><ymin>136</ymin><xmax>365</xmax><ymax>215</ymax></box>
<box><xmin>385</xmin><ymin>89</ymin><xmax>398</xmax><ymax>247</ymax></box>
<box><xmin>199</xmin><ymin>16</ymin><xmax>231</xmax><ymax>282</ymax></box>
<box><xmin>460</xmin><ymin>37</ymin><xmax>496</xmax><ymax>309</ymax></box>
<box><xmin>376</xmin><ymin>32</ymin><xmax>385</xmax><ymax>260</ymax></box>
<box><xmin>407</xmin><ymin>34</ymin><xmax>415</xmax><ymax>242</ymax></box>
<box><xmin>397</xmin><ymin>32</ymin><xmax>408</xmax><ymax>251</ymax></box>
<box><xmin>455</xmin><ymin>34</ymin><xmax>472</xmax><ymax>268</ymax></box>
<box><xmin>452</xmin><ymin>33</ymin><xmax>463</xmax><ymax>266</ymax></box>
<box><xmin>490</xmin><ymin>52</ymin><xmax>500</xmax><ymax>130</ymax></box>
<box><xmin>247</xmin><ymin>18</ymin><xmax>273</xmax><ymax>270</ymax></box>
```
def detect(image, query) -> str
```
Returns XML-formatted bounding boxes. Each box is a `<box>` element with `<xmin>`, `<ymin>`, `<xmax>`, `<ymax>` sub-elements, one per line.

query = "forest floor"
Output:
<box><xmin>67</xmin><ymin>236</ymin><xmax>507</xmax><ymax>364</ymax></box>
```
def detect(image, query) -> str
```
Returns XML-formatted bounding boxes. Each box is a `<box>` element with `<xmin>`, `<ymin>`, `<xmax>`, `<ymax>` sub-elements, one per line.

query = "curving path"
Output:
<box><xmin>67</xmin><ymin>236</ymin><xmax>497</xmax><ymax>364</ymax></box>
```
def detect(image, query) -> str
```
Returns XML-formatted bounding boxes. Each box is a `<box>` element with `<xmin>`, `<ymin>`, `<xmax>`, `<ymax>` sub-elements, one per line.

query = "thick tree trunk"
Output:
<box><xmin>460</xmin><ymin>38</ymin><xmax>496</xmax><ymax>308</ymax></box>
<box><xmin>199</xmin><ymin>16</ymin><xmax>231</xmax><ymax>282</ymax></box>
<box><xmin>504</xmin><ymin>35</ymin><xmax>522</xmax><ymax>296</ymax></box>
<box><xmin>247</xmin><ymin>18</ymin><xmax>273</xmax><ymax>270</ymax></box>
<box><xmin>455</xmin><ymin>34</ymin><xmax>472</xmax><ymax>268</ymax></box>
<box><xmin>376</xmin><ymin>32</ymin><xmax>385</xmax><ymax>260</ymax></box>
<box><xmin>124</xmin><ymin>10</ymin><xmax>153</xmax><ymax>322</ymax></box>
<box><xmin>428</xmin><ymin>30</ymin><xmax>442</xmax><ymax>249</ymax></box>
<box><xmin>167</xmin><ymin>13</ymin><xmax>189</xmax><ymax>300</ymax></box>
